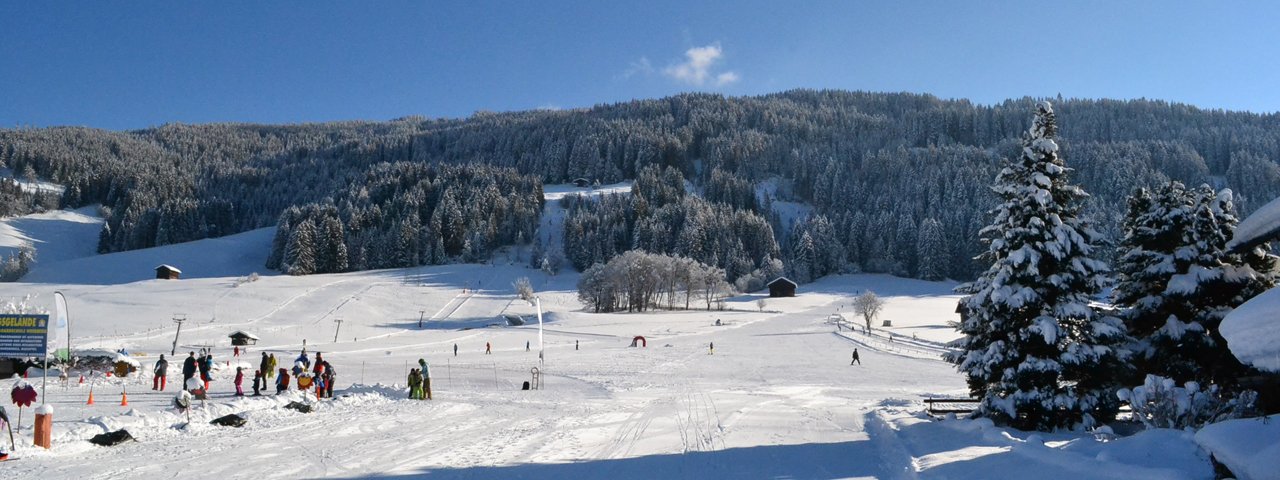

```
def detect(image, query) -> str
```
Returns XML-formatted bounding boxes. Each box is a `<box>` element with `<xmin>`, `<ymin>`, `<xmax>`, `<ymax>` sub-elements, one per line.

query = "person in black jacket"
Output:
<box><xmin>153</xmin><ymin>354</ymin><xmax>169</xmax><ymax>391</ymax></box>
<box><xmin>182</xmin><ymin>351</ymin><xmax>197</xmax><ymax>382</ymax></box>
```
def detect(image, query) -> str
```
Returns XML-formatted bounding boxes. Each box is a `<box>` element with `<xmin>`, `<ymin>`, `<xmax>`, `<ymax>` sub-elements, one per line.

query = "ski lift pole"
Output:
<box><xmin>536</xmin><ymin>297</ymin><xmax>544</xmax><ymax>366</ymax></box>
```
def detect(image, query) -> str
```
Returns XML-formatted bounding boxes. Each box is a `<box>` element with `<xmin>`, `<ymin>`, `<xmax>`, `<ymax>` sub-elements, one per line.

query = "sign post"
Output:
<box><xmin>0</xmin><ymin>314</ymin><xmax>51</xmax><ymax>449</ymax></box>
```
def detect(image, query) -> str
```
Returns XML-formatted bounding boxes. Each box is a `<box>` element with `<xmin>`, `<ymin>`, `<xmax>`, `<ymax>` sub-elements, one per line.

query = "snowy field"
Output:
<box><xmin>0</xmin><ymin>199</ymin><xmax>1235</xmax><ymax>479</ymax></box>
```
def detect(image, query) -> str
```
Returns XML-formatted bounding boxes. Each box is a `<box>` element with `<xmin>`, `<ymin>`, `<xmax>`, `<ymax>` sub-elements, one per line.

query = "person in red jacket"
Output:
<box><xmin>234</xmin><ymin>367</ymin><xmax>245</xmax><ymax>397</ymax></box>
<box><xmin>276</xmin><ymin>368</ymin><xmax>290</xmax><ymax>394</ymax></box>
<box><xmin>313</xmin><ymin>352</ymin><xmax>326</xmax><ymax>376</ymax></box>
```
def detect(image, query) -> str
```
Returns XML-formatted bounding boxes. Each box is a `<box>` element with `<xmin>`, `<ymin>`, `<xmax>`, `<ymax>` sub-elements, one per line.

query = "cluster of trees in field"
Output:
<box><xmin>3</xmin><ymin>91</ymin><xmax>1280</xmax><ymax>280</ymax></box>
<box><xmin>265</xmin><ymin>163</ymin><xmax>542</xmax><ymax>275</ymax></box>
<box><xmin>949</xmin><ymin>102</ymin><xmax>1273</xmax><ymax>432</ymax></box>
<box><xmin>576</xmin><ymin>250</ymin><xmax>736</xmax><ymax>313</ymax></box>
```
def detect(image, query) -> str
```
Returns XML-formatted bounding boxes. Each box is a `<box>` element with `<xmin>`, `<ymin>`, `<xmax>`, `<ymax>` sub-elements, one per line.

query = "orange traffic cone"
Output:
<box><xmin>87</xmin><ymin>391</ymin><xmax>95</xmax><ymax>405</ymax></box>
<box><xmin>121</xmin><ymin>391</ymin><xmax>129</xmax><ymax>406</ymax></box>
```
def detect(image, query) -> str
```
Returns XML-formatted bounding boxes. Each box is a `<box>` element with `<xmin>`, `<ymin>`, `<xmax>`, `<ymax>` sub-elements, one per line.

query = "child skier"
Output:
<box><xmin>252</xmin><ymin>370</ymin><xmax>264</xmax><ymax>396</ymax></box>
<box><xmin>153</xmin><ymin>354</ymin><xmax>169</xmax><ymax>391</ymax></box>
<box><xmin>234</xmin><ymin>367</ymin><xmax>245</xmax><ymax>397</ymax></box>
<box><xmin>407</xmin><ymin>368</ymin><xmax>423</xmax><ymax>399</ymax></box>
<box><xmin>276</xmin><ymin>368</ymin><xmax>290</xmax><ymax>394</ymax></box>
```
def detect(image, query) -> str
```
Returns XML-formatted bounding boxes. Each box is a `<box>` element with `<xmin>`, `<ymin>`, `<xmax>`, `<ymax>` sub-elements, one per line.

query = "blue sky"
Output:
<box><xmin>1</xmin><ymin>1</ymin><xmax>1276</xmax><ymax>130</ymax></box>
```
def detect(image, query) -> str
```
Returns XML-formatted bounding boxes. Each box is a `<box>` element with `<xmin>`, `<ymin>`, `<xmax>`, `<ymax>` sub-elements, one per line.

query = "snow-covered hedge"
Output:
<box><xmin>1117</xmin><ymin>375</ymin><xmax>1257</xmax><ymax>430</ymax></box>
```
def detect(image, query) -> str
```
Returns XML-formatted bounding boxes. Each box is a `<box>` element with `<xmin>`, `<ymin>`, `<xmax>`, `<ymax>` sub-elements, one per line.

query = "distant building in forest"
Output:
<box><xmin>767</xmin><ymin>277</ymin><xmax>797</xmax><ymax>297</ymax></box>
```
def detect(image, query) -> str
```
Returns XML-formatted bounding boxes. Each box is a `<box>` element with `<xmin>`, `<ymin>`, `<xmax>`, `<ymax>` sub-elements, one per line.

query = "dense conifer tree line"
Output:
<box><xmin>3</xmin><ymin>91</ymin><xmax>1280</xmax><ymax>278</ymax></box>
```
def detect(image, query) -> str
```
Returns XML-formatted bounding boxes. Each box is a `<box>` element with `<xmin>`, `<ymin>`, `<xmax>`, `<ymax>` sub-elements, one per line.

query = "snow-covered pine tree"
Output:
<box><xmin>284</xmin><ymin>218</ymin><xmax>317</xmax><ymax>276</ymax></box>
<box><xmin>1114</xmin><ymin>183</ymin><xmax>1195</xmax><ymax>381</ymax></box>
<box><xmin>1157</xmin><ymin>186</ymin><xmax>1275</xmax><ymax>388</ymax></box>
<box><xmin>948</xmin><ymin>102</ymin><xmax>1128</xmax><ymax>431</ymax></box>
<box><xmin>1115</xmin><ymin>182</ymin><xmax>1276</xmax><ymax>390</ymax></box>
<box><xmin>320</xmin><ymin>215</ymin><xmax>348</xmax><ymax>273</ymax></box>
<box><xmin>916</xmin><ymin>218</ymin><xmax>948</xmax><ymax>281</ymax></box>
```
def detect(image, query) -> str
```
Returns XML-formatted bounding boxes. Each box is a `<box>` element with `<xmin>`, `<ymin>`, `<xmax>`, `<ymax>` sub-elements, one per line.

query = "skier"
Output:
<box><xmin>321</xmin><ymin>361</ymin><xmax>335</xmax><ymax>398</ymax></box>
<box><xmin>200</xmin><ymin>353</ymin><xmax>214</xmax><ymax>390</ymax></box>
<box><xmin>276</xmin><ymin>368</ymin><xmax>290</xmax><ymax>394</ymax></box>
<box><xmin>233</xmin><ymin>345</ymin><xmax>240</xmax><ymax>358</ymax></box>
<box><xmin>709</xmin><ymin>342</ymin><xmax>714</xmax><ymax>355</ymax></box>
<box><xmin>234</xmin><ymin>367</ymin><xmax>245</xmax><ymax>397</ymax></box>
<box><xmin>296</xmin><ymin>351</ymin><xmax>311</xmax><ymax>369</ymax></box>
<box><xmin>407</xmin><ymin>368</ymin><xmax>423</xmax><ymax>400</ymax></box>
<box><xmin>575</xmin><ymin>340</ymin><xmax>579</xmax><ymax>351</ymax></box>
<box><xmin>267</xmin><ymin>353</ymin><xmax>278</xmax><ymax>379</ymax></box>
<box><xmin>851</xmin><ymin>348</ymin><xmax>861</xmax><ymax>365</ymax></box>
<box><xmin>314</xmin><ymin>352</ymin><xmax>325</xmax><ymax>374</ymax></box>
<box><xmin>252</xmin><ymin>370</ymin><xmax>264</xmax><ymax>396</ymax></box>
<box><xmin>454</xmin><ymin>343</ymin><xmax>458</xmax><ymax>357</ymax></box>
<box><xmin>153</xmin><ymin>354</ymin><xmax>168</xmax><ymax>391</ymax></box>
<box><xmin>259</xmin><ymin>352</ymin><xmax>270</xmax><ymax>380</ymax></box>
<box><xmin>526</xmin><ymin>340</ymin><xmax>530</xmax><ymax>352</ymax></box>
<box><xmin>182</xmin><ymin>351</ymin><xmax>197</xmax><ymax>382</ymax></box>
<box><xmin>485</xmin><ymin>342</ymin><xmax>492</xmax><ymax>355</ymax></box>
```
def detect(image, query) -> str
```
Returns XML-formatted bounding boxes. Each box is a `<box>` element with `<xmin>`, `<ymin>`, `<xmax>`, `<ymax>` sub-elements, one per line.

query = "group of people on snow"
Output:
<box><xmin>407</xmin><ymin>358</ymin><xmax>433</xmax><ymax>400</ymax></box>
<box><xmin>152</xmin><ymin>348</ymin><xmax>336</xmax><ymax>400</ymax></box>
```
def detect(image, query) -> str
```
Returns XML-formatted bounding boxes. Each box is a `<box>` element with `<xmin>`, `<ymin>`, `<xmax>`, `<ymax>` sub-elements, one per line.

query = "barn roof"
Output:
<box><xmin>155</xmin><ymin>264</ymin><xmax>182</xmax><ymax>273</ymax></box>
<box><xmin>767</xmin><ymin>277</ymin><xmax>797</xmax><ymax>288</ymax></box>
<box><xmin>228</xmin><ymin>330</ymin><xmax>259</xmax><ymax>340</ymax></box>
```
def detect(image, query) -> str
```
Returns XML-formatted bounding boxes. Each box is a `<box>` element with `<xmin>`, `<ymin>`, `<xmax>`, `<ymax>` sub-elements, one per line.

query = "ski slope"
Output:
<box><xmin>0</xmin><ymin>264</ymin><xmax>1218</xmax><ymax>479</ymax></box>
<box><xmin>0</xmin><ymin>193</ymin><xmax>1223</xmax><ymax>479</ymax></box>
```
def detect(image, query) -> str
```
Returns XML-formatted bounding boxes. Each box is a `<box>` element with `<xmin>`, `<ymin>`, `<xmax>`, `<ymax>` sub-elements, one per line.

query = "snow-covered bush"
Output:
<box><xmin>1118</xmin><ymin>374</ymin><xmax>1258</xmax><ymax>429</ymax></box>
<box><xmin>513</xmin><ymin>276</ymin><xmax>534</xmax><ymax>301</ymax></box>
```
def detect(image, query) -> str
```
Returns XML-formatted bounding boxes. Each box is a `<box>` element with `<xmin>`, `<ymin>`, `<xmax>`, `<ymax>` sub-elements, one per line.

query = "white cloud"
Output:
<box><xmin>662</xmin><ymin>44</ymin><xmax>739</xmax><ymax>87</ymax></box>
<box><xmin>621</xmin><ymin>57</ymin><xmax>654</xmax><ymax>79</ymax></box>
<box><xmin>715</xmin><ymin>71</ymin><xmax>740</xmax><ymax>87</ymax></box>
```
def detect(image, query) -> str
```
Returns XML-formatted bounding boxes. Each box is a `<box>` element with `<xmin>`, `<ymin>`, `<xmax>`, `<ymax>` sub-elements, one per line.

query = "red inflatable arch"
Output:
<box><xmin>631</xmin><ymin>336</ymin><xmax>647</xmax><ymax>347</ymax></box>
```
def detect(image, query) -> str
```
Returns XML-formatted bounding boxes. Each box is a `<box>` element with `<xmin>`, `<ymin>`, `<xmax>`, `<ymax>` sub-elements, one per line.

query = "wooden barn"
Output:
<box><xmin>572</xmin><ymin>177</ymin><xmax>591</xmax><ymax>188</ymax></box>
<box><xmin>767</xmin><ymin>277</ymin><xmax>797</xmax><ymax>298</ymax></box>
<box><xmin>228</xmin><ymin>330</ymin><xmax>259</xmax><ymax>346</ymax></box>
<box><xmin>155</xmin><ymin>264</ymin><xmax>182</xmax><ymax>280</ymax></box>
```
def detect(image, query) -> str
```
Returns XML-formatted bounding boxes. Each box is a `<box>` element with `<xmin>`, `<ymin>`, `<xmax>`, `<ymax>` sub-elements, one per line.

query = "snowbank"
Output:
<box><xmin>1229</xmin><ymin>194</ymin><xmax>1280</xmax><ymax>252</ymax></box>
<box><xmin>1220</xmin><ymin>287</ymin><xmax>1280</xmax><ymax>372</ymax></box>
<box><xmin>1196</xmin><ymin>414</ymin><xmax>1280</xmax><ymax>480</ymax></box>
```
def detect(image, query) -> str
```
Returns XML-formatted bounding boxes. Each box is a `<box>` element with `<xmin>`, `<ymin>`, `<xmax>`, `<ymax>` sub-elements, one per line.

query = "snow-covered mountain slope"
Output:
<box><xmin>19</xmin><ymin>226</ymin><xmax>276</xmax><ymax>285</ymax></box>
<box><xmin>0</xmin><ymin>206</ymin><xmax>102</xmax><ymax>264</ymax></box>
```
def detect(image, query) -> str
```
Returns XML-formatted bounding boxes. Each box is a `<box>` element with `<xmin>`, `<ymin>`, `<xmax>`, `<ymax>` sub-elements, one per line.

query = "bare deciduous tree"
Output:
<box><xmin>853</xmin><ymin>290</ymin><xmax>884</xmax><ymax>331</ymax></box>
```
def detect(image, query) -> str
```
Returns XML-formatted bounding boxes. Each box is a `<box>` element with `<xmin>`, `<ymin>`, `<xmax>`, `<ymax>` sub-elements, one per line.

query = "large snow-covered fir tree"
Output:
<box><xmin>948</xmin><ymin>102</ymin><xmax>1128</xmax><ymax>431</ymax></box>
<box><xmin>1115</xmin><ymin>182</ymin><xmax>1276</xmax><ymax>388</ymax></box>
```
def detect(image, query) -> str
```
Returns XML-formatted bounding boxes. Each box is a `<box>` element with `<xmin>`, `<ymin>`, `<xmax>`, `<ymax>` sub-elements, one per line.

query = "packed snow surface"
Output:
<box><xmin>0</xmin><ymin>261</ymin><xmax>1225</xmax><ymax>479</ymax></box>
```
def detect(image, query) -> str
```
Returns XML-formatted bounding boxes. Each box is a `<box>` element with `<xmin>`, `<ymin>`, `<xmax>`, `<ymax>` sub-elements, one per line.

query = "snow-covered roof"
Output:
<box><xmin>228</xmin><ymin>330</ymin><xmax>259</xmax><ymax>340</ymax></box>
<box><xmin>767</xmin><ymin>277</ymin><xmax>797</xmax><ymax>287</ymax></box>
<box><xmin>1227</xmin><ymin>194</ymin><xmax>1280</xmax><ymax>252</ymax></box>
<box><xmin>1220</xmin><ymin>287</ymin><xmax>1280</xmax><ymax>373</ymax></box>
<box><xmin>73</xmin><ymin>348</ymin><xmax>141</xmax><ymax>367</ymax></box>
<box><xmin>155</xmin><ymin>264</ymin><xmax>182</xmax><ymax>273</ymax></box>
